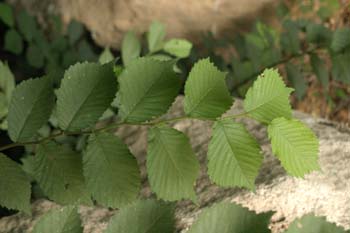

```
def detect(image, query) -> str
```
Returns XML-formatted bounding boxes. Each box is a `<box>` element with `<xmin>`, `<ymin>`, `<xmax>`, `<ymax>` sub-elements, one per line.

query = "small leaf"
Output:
<box><xmin>0</xmin><ymin>3</ymin><xmax>14</xmax><ymax>27</ymax></box>
<box><xmin>32</xmin><ymin>206</ymin><xmax>83</xmax><ymax>233</ymax></box>
<box><xmin>67</xmin><ymin>20</ymin><xmax>84</xmax><ymax>45</ymax></box>
<box><xmin>207</xmin><ymin>119</ymin><xmax>262</xmax><ymax>189</ymax></box>
<box><xmin>331</xmin><ymin>53</ymin><xmax>350</xmax><ymax>84</ymax></box>
<box><xmin>4</xmin><ymin>29</ymin><xmax>23</xmax><ymax>55</ymax></box>
<box><xmin>268</xmin><ymin>117</ymin><xmax>320</xmax><ymax>177</ymax></box>
<box><xmin>147</xmin><ymin>21</ymin><xmax>166</xmax><ymax>53</ymax></box>
<box><xmin>280</xmin><ymin>20</ymin><xmax>300</xmax><ymax>54</ymax></box>
<box><xmin>184</xmin><ymin>58</ymin><xmax>233</xmax><ymax>118</ymax></box>
<box><xmin>285</xmin><ymin>214</ymin><xmax>348</xmax><ymax>233</ymax></box>
<box><xmin>84</xmin><ymin>132</ymin><xmax>140</xmax><ymax>208</ymax></box>
<box><xmin>331</xmin><ymin>28</ymin><xmax>350</xmax><ymax>52</ymax></box>
<box><xmin>187</xmin><ymin>202</ymin><xmax>272</xmax><ymax>233</ymax></box>
<box><xmin>56</xmin><ymin>62</ymin><xmax>117</xmax><ymax>131</ymax></box>
<box><xmin>306</xmin><ymin>23</ymin><xmax>331</xmax><ymax>45</ymax></box>
<box><xmin>99</xmin><ymin>48</ymin><xmax>114</xmax><ymax>64</ymax></box>
<box><xmin>16</xmin><ymin>10</ymin><xmax>37</xmax><ymax>42</ymax></box>
<box><xmin>310</xmin><ymin>54</ymin><xmax>329</xmax><ymax>87</ymax></box>
<box><xmin>0</xmin><ymin>153</ymin><xmax>31</xmax><ymax>213</ymax></box>
<box><xmin>104</xmin><ymin>199</ymin><xmax>175</xmax><ymax>233</ymax></box>
<box><xmin>147</xmin><ymin>125</ymin><xmax>199</xmax><ymax>201</ymax></box>
<box><xmin>285</xmin><ymin>63</ymin><xmax>307</xmax><ymax>100</ymax></box>
<box><xmin>8</xmin><ymin>76</ymin><xmax>55</xmax><ymax>142</ymax></box>
<box><xmin>244</xmin><ymin>69</ymin><xmax>293</xmax><ymax>124</ymax></box>
<box><xmin>26</xmin><ymin>44</ymin><xmax>44</xmax><ymax>68</ymax></box>
<box><xmin>77</xmin><ymin>40</ymin><xmax>96</xmax><ymax>62</ymax></box>
<box><xmin>33</xmin><ymin>142</ymin><xmax>91</xmax><ymax>205</ymax></box>
<box><xmin>121</xmin><ymin>31</ymin><xmax>141</xmax><ymax>66</ymax></box>
<box><xmin>163</xmin><ymin>39</ymin><xmax>192</xmax><ymax>58</ymax></box>
<box><xmin>0</xmin><ymin>61</ymin><xmax>15</xmax><ymax>102</ymax></box>
<box><xmin>118</xmin><ymin>57</ymin><xmax>180</xmax><ymax>122</ymax></box>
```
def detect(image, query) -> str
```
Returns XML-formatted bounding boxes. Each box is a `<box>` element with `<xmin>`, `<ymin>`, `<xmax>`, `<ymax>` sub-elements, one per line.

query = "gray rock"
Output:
<box><xmin>1</xmin><ymin>97</ymin><xmax>349</xmax><ymax>233</ymax></box>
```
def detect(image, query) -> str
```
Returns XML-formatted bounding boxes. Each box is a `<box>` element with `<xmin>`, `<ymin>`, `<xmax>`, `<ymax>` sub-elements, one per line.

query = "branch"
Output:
<box><xmin>0</xmin><ymin>111</ymin><xmax>249</xmax><ymax>152</ymax></box>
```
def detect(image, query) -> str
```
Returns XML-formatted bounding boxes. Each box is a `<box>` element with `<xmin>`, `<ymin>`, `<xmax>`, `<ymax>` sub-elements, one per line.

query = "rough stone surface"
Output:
<box><xmin>0</xmin><ymin>97</ymin><xmax>349</xmax><ymax>233</ymax></box>
<box><xmin>7</xmin><ymin>0</ymin><xmax>277</xmax><ymax>48</ymax></box>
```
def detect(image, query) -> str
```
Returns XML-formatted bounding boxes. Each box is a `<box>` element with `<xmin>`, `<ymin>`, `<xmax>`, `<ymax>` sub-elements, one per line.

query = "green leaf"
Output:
<box><xmin>306</xmin><ymin>23</ymin><xmax>331</xmax><ymax>45</ymax></box>
<box><xmin>285</xmin><ymin>63</ymin><xmax>307</xmax><ymax>100</ymax></box>
<box><xmin>121</xmin><ymin>31</ymin><xmax>141</xmax><ymax>66</ymax></box>
<box><xmin>16</xmin><ymin>10</ymin><xmax>37</xmax><ymax>42</ymax></box>
<box><xmin>67</xmin><ymin>20</ymin><xmax>84</xmax><ymax>45</ymax></box>
<box><xmin>280</xmin><ymin>20</ymin><xmax>300</xmax><ymax>54</ymax></box>
<box><xmin>268</xmin><ymin>117</ymin><xmax>320</xmax><ymax>177</ymax></box>
<box><xmin>310</xmin><ymin>54</ymin><xmax>329</xmax><ymax>87</ymax></box>
<box><xmin>163</xmin><ymin>39</ymin><xmax>192</xmax><ymax>58</ymax></box>
<box><xmin>8</xmin><ymin>76</ymin><xmax>55</xmax><ymax>142</ymax></box>
<box><xmin>184</xmin><ymin>58</ymin><xmax>232</xmax><ymax>118</ymax></box>
<box><xmin>84</xmin><ymin>132</ymin><xmax>140</xmax><ymax>208</ymax></box>
<box><xmin>147</xmin><ymin>125</ymin><xmax>199</xmax><ymax>201</ymax></box>
<box><xmin>77</xmin><ymin>40</ymin><xmax>96</xmax><ymax>62</ymax></box>
<box><xmin>187</xmin><ymin>202</ymin><xmax>272</xmax><ymax>233</ymax></box>
<box><xmin>56</xmin><ymin>62</ymin><xmax>117</xmax><ymax>131</ymax></box>
<box><xmin>4</xmin><ymin>29</ymin><xmax>23</xmax><ymax>55</ymax></box>
<box><xmin>243</xmin><ymin>69</ymin><xmax>293</xmax><ymax>124</ymax></box>
<box><xmin>104</xmin><ymin>199</ymin><xmax>175</xmax><ymax>233</ymax></box>
<box><xmin>147</xmin><ymin>21</ymin><xmax>166</xmax><ymax>53</ymax></box>
<box><xmin>99</xmin><ymin>48</ymin><xmax>114</xmax><ymax>64</ymax></box>
<box><xmin>0</xmin><ymin>3</ymin><xmax>14</xmax><ymax>27</ymax></box>
<box><xmin>331</xmin><ymin>28</ymin><xmax>350</xmax><ymax>52</ymax></box>
<box><xmin>0</xmin><ymin>60</ymin><xmax>15</xmax><ymax>103</ymax></box>
<box><xmin>0</xmin><ymin>153</ymin><xmax>31</xmax><ymax>213</ymax></box>
<box><xmin>207</xmin><ymin>119</ymin><xmax>262</xmax><ymax>189</ymax></box>
<box><xmin>331</xmin><ymin>53</ymin><xmax>350</xmax><ymax>84</ymax></box>
<box><xmin>33</xmin><ymin>142</ymin><xmax>91</xmax><ymax>205</ymax></box>
<box><xmin>118</xmin><ymin>57</ymin><xmax>180</xmax><ymax>122</ymax></box>
<box><xmin>285</xmin><ymin>214</ymin><xmax>349</xmax><ymax>233</ymax></box>
<box><xmin>26</xmin><ymin>44</ymin><xmax>44</xmax><ymax>68</ymax></box>
<box><xmin>32</xmin><ymin>206</ymin><xmax>83</xmax><ymax>233</ymax></box>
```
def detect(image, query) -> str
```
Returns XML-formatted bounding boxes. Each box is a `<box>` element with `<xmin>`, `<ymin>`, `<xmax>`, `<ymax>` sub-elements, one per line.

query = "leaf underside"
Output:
<box><xmin>147</xmin><ymin>125</ymin><xmax>199</xmax><ymax>201</ymax></box>
<box><xmin>84</xmin><ymin>132</ymin><xmax>140</xmax><ymax>208</ymax></box>
<box><xmin>207</xmin><ymin>119</ymin><xmax>262</xmax><ymax>189</ymax></box>
<box><xmin>244</xmin><ymin>68</ymin><xmax>293</xmax><ymax>124</ymax></box>
<box><xmin>268</xmin><ymin>117</ymin><xmax>320</xmax><ymax>177</ymax></box>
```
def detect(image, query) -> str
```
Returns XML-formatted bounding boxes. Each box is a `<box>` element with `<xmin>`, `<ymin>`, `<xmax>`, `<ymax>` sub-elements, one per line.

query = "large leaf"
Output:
<box><xmin>8</xmin><ymin>76</ymin><xmax>55</xmax><ymax>142</ymax></box>
<box><xmin>243</xmin><ymin>69</ymin><xmax>293</xmax><ymax>124</ymax></box>
<box><xmin>147</xmin><ymin>21</ymin><xmax>166</xmax><ymax>53</ymax></box>
<box><xmin>184</xmin><ymin>58</ymin><xmax>233</xmax><ymax>118</ymax></box>
<box><xmin>207</xmin><ymin>119</ymin><xmax>262</xmax><ymax>189</ymax></box>
<box><xmin>84</xmin><ymin>132</ymin><xmax>140</xmax><ymax>208</ymax></box>
<box><xmin>0</xmin><ymin>153</ymin><xmax>31</xmax><ymax>213</ymax></box>
<box><xmin>285</xmin><ymin>63</ymin><xmax>307</xmax><ymax>100</ymax></box>
<box><xmin>56</xmin><ymin>62</ymin><xmax>117</xmax><ymax>131</ymax></box>
<box><xmin>118</xmin><ymin>57</ymin><xmax>181</xmax><ymax>122</ymax></box>
<box><xmin>32</xmin><ymin>206</ymin><xmax>83</xmax><ymax>233</ymax></box>
<box><xmin>331</xmin><ymin>28</ymin><xmax>350</xmax><ymax>53</ymax></box>
<box><xmin>268</xmin><ymin>117</ymin><xmax>319</xmax><ymax>177</ymax></box>
<box><xmin>147</xmin><ymin>125</ymin><xmax>199</xmax><ymax>201</ymax></box>
<box><xmin>104</xmin><ymin>199</ymin><xmax>175</xmax><ymax>233</ymax></box>
<box><xmin>121</xmin><ymin>31</ymin><xmax>141</xmax><ymax>66</ymax></box>
<box><xmin>187</xmin><ymin>202</ymin><xmax>272</xmax><ymax>233</ymax></box>
<box><xmin>163</xmin><ymin>39</ymin><xmax>192</xmax><ymax>58</ymax></box>
<box><xmin>285</xmin><ymin>214</ymin><xmax>349</xmax><ymax>233</ymax></box>
<box><xmin>33</xmin><ymin>142</ymin><xmax>91</xmax><ymax>205</ymax></box>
